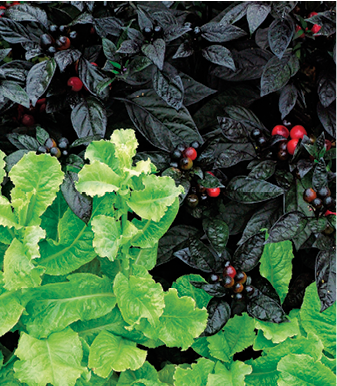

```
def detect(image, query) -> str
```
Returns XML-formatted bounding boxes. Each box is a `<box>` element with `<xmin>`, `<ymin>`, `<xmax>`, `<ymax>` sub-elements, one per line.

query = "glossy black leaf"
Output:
<box><xmin>212</xmin><ymin>48</ymin><xmax>272</xmax><ymax>82</ymax></box>
<box><xmin>70</xmin><ymin>97</ymin><xmax>107</xmax><ymax>138</ymax></box>
<box><xmin>225</xmin><ymin>105</ymin><xmax>265</xmax><ymax>129</ymax></box>
<box><xmin>189</xmin><ymin>237</ymin><xmax>217</xmax><ymax>272</ymax></box>
<box><xmin>54</xmin><ymin>49</ymin><xmax>81</xmax><ymax>73</ymax></box>
<box><xmin>248</xmin><ymin>160</ymin><xmax>277</xmax><ymax>180</ymax></box>
<box><xmin>164</xmin><ymin>25</ymin><xmax>192</xmax><ymax>42</ymax></box>
<box><xmin>315</xmin><ymin>249</ymin><xmax>336</xmax><ymax>311</ymax></box>
<box><xmin>69</xmin><ymin>135</ymin><xmax>103</xmax><ymax>148</ymax></box>
<box><xmin>68</xmin><ymin>12</ymin><xmax>93</xmax><ymax>26</ymax></box>
<box><xmin>232</xmin><ymin>231</ymin><xmax>265</xmax><ymax>272</ymax></box>
<box><xmin>270</xmin><ymin>2</ymin><xmax>297</xmax><ymax>18</ymax></box>
<box><xmin>152</xmin><ymin>67</ymin><xmax>184</xmax><ymax>110</ymax></box>
<box><xmin>308</xmin><ymin>217</ymin><xmax>328</xmax><ymax>234</ymax></box>
<box><xmin>313</xmin><ymin>233</ymin><xmax>336</xmax><ymax>251</ymax></box>
<box><xmin>261</xmin><ymin>53</ymin><xmax>299</xmax><ymax>97</ymax></box>
<box><xmin>255</xmin><ymin>27</ymin><xmax>269</xmax><ymax>50</ymax></box>
<box><xmin>157</xmin><ymin>225</ymin><xmax>200</xmax><ymax>266</ymax></box>
<box><xmin>117</xmin><ymin>41</ymin><xmax>139</xmax><ymax>57</ymax></box>
<box><xmin>16</xmin><ymin>134</ymin><xmax>40</xmax><ymax>150</ymax></box>
<box><xmin>279</xmin><ymin>83</ymin><xmax>297</xmax><ymax>119</ymax></box>
<box><xmin>317</xmin><ymin>70</ymin><xmax>336</xmax><ymax>108</ymax></box>
<box><xmin>215</xmin><ymin>149</ymin><xmax>254</xmax><ymax>168</ymax></box>
<box><xmin>141</xmin><ymin>39</ymin><xmax>166</xmax><ymax>70</ymax></box>
<box><xmin>204</xmin><ymin>298</ymin><xmax>231</xmax><ymax>335</ymax></box>
<box><xmin>200</xmin><ymin>22</ymin><xmax>246</xmax><ymax>43</ymax></box>
<box><xmin>226</xmin><ymin>176</ymin><xmax>284</xmax><ymax>204</ymax></box>
<box><xmin>26</xmin><ymin>58</ymin><xmax>56</xmax><ymax>106</ymax></box>
<box><xmin>317</xmin><ymin>101</ymin><xmax>336</xmax><ymax>138</ymax></box>
<box><xmin>219</xmin><ymin>201</ymin><xmax>259</xmax><ymax>236</ymax></box>
<box><xmin>137</xmin><ymin>8</ymin><xmax>153</xmax><ymax>31</ymax></box>
<box><xmin>61</xmin><ymin>171</ymin><xmax>92</xmax><ymax>224</ymax></box>
<box><xmin>246</xmin><ymin>2</ymin><xmax>271</xmax><ymax>34</ymax></box>
<box><xmin>0</xmin><ymin>80</ymin><xmax>30</xmax><ymax>108</ymax></box>
<box><xmin>247</xmin><ymin>288</ymin><xmax>287</xmax><ymax>323</ymax></box>
<box><xmin>180</xmin><ymin>72</ymin><xmax>216</xmax><ymax>106</ymax></box>
<box><xmin>238</xmin><ymin>199</ymin><xmax>282</xmax><ymax>245</ymax></box>
<box><xmin>78</xmin><ymin>58</ymin><xmax>110</xmax><ymax>99</ymax></box>
<box><xmin>1</xmin><ymin>60</ymin><xmax>32</xmax><ymax>82</ymax></box>
<box><xmin>0</xmin><ymin>18</ymin><xmax>31</xmax><ymax>44</ymax></box>
<box><xmin>102</xmin><ymin>38</ymin><xmax>118</xmax><ymax>61</ymax></box>
<box><xmin>4</xmin><ymin>150</ymin><xmax>29</xmax><ymax>172</ymax></box>
<box><xmin>312</xmin><ymin>158</ymin><xmax>328</xmax><ymax>191</ymax></box>
<box><xmin>218</xmin><ymin>117</ymin><xmax>249</xmax><ymax>143</ymax></box>
<box><xmin>202</xmin><ymin>45</ymin><xmax>235</xmax><ymax>70</ymax></box>
<box><xmin>173</xmin><ymin>243</ymin><xmax>214</xmax><ymax>273</ymax></box>
<box><xmin>172</xmin><ymin>41</ymin><xmax>194</xmax><ymax>59</ymax></box>
<box><xmin>6</xmin><ymin>3</ymin><xmax>49</xmax><ymax>28</ymax></box>
<box><xmin>124</xmin><ymin>89</ymin><xmax>203</xmax><ymax>152</ymax></box>
<box><xmin>190</xmin><ymin>281</ymin><xmax>227</xmax><ymax>298</ymax></box>
<box><xmin>0</xmin><ymin>48</ymin><xmax>11</xmax><ymax>62</ymax></box>
<box><xmin>219</xmin><ymin>2</ymin><xmax>249</xmax><ymax>25</ymax></box>
<box><xmin>94</xmin><ymin>17</ymin><xmax>123</xmax><ymax>38</ymax></box>
<box><xmin>296</xmin><ymin>159</ymin><xmax>313</xmax><ymax>179</ymax></box>
<box><xmin>193</xmin><ymin>86</ymin><xmax>259</xmax><ymax>131</ymax></box>
<box><xmin>202</xmin><ymin>218</ymin><xmax>229</xmax><ymax>256</ymax></box>
<box><xmin>268</xmin><ymin>15</ymin><xmax>294</xmax><ymax>59</ymax></box>
<box><xmin>266</xmin><ymin>211</ymin><xmax>308</xmax><ymax>244</ymax></box>
<box><xmin>198</xmin><ymin>173</ymin><xmax>225</xmax><ymax>189</ymax></box>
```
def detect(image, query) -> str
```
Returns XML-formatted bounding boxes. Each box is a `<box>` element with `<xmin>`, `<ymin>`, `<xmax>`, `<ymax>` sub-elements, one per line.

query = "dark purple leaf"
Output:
<box><xmin>0</xmin><ymin>18</ymin><xmax>31</xmax><ymax>44</ymax></box>
<box><xmin>218</xmin><ymin>117</ymin><xmax>250</xmax><ymax>143</ymax></box>
<box><xmin>204</xmin><ymin>298</ymin><xmax>231</xmax><ymax>335</ymax></box>
<box><xmin>6</xmin><ymin>3</ymin><xmax>48</xmax><ymax>28</ymax></box>
<box><xmin>315</xmin><ymin>249</ymin><xmax>336</xmax><ymax>311</ymax></box>
<box><xmin>180</xmin><ymin>72</ymin><xmax>216</xmax><ymax>106</ymax></box>
<box><xmin>248</xmin><ymin>160</ymin><xmax>277</xmax><ymax>180</ymax></box>
<box><xmin>317</xmin><ymin>101</ymin><xmax>336</xmax><ymax>138</ymax></box>
<box><xmin>202</xmin><ymin>218</ymin><xmax>229</xmax><ymax>255</ymax></box>
<box><xmin>200</xmin><ymin>22</ymin><xmax>246</xmax><ymax>43</ymax></box>
<box><xmin>202</xmin><ymin>45</ymin><xmax>235</xmax><ymax>69</ymax></box>
<box><xmin>312</xmin><ymin>158</ymin><xmax>328</xmax><ymax>191</ymax></box>
<box><xmin>191</xmin><ymin>281</ymin><xmax>227</xmax><ymax>298</ymax></box>
<box><xmin>172</xmin><ymin>41</ymin><xmax>194</xmax><ymax>59</ymax></box>
<box><xmin>246</xmin><ymin>2</ymin><xmax>271</xmax><ymax>34</ymax></box>
<box><xmin>232</xmin><ymin>232</ymin><xmax>265</xmax><ymax>272</ymax></box>
<box><xmin>54</xmin><ymin>49</ymin><xmax>81</xmax><ymax>73</ymax></box>
<box><xmin>268</xmin><ymin>15</ymin><xmax>295</xmax><ymax>59</ymax></box>
<box><xmin>141</xmin><ymin>39</ymin><xmax>166</xmax><ymax>70</ymax></box>
<box><xmin>317</xmin><ymin>70</ymin><xmax>336</xmax><ymax>108</ymax></box>
<box><xmin>279</xmin><ymin>83</ymin><xmax>297</xmax><ymax>119</ymax></box>
<box><xmin>94</xmin><ymin>17</ymin><xmax>123</xmax><ymax>38</ymax></box>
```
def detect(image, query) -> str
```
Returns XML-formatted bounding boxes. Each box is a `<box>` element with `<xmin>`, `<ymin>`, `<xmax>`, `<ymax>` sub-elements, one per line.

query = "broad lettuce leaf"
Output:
<box><xmin>3</xmin><ymin>238</ymin><xmax>45</xmax><ymax>291</ymax></box>
<box><xmin>0</xmin><ymin>150</ymin><xmax>5</xmax><ymax>184</ymax></box>
<box><xmin>299</xmin><ymin>282</ymin><xmax>336</xmax><ymax>357</ymax></box>
<box><xmin>0</xmin><ymin>289</ymin><xmax>25</xmax><ymax>336</ymax></box>
<box><xmin>85</xmin><ymin>140</ymin><xmax>119</xmax><ymax>172</ymax></box>
<box><xmin>128</xmin><ymin>175</ymin><xmax>183</xmax><ymax>222</ymax></box>
<box><xmin>113</xmin><ymin>267</ymin><xmax>165</xmax><ymax>328</ymax></box>
<box><xmin>117</xmin><ymin>361</ymin><xmax>158</xmax><ymax>385</ymax></box>
<box><xmin>259</xmin><ymin>239</ymin><xmax>294</xmax><ymax>303</ymax></box>
<box><xmin>21</xmin><ymin>273</ymin><xmax>116</xmax><ymax>339</ymax></box>
<box><xmin>174</xmin><ymin>358</ymin><xmax>215</xmax><ymax>386</ymax></box>
<box><xmin>76</xmin><ymin>160</ymin><xmax>123</xmax><ymax>197</ymax></box>
<box><xmin>16</xmin><ymin>225</ymin><xmax>45</xmax><ymax>259</ymax></box>
<box><xmin>207</xmin><ymin>361</ymin><xmax>252</xmax><ymax>386</ymax></box>
<box><xmin>136</xmin><ymin>288</ymin><xmax>208</xmax><ymax>351</ymax></box>
<box><xmin>14</xmin><ymin>328</ymin><xmax>86</xmax><ymax>386</ymax></box>
<box><xmin>88</xmin><ymin>330</ymin><xmax>147</xmax><ymax>377</ymax></box>
<box><xmin>0</xmin><ymin>195</ymin><xmax>19</xmax><ymax>229</ymax></box>
<box><xmin>9</xmin><ymin>152</ymin><xmax>63</xmax><ymax>227</ymax></box>
<box><xmin>37</xmin><ymin>208</ymin><xmax>97</xmax><ymax>275</ymax></box>
<box><xmin>110</xmin><ymin>129</ymin><xmax>138</xmax><ymax>170</ymax></box>
<box><xmin>277</xmin><ymin>353</ymin><xmax>336</xmax><ymax>386</ymax></box>
<box><xmin>207</xmin><ymin>313</ymin><xmax>255</xmax><ymax>363</ymax></box>
<box><xmin>131</xmin><ymin>198</ymin><xmax>180</xmax><ymax>248</ymax></box>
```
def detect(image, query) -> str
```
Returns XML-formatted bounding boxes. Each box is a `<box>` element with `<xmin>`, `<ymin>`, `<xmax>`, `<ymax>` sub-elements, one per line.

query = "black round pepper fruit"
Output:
<box><xmin>210</xmin><ymin>274</ymin><xmax>220</xmax><ymax>282</ymax></box>
<box><xmin>50</xmin><ymin>147</ymin><xmax>61</xmax><ymax>158</ymax></box>
<box><xmin>245</xmin><ymin>285</ymin><xmax>255</xmax><ymax>296</ymax></box>
<box><xmin>251</xmin><ymin>128</ymin><xmax>262</xmax><ymax>139</ymax></box>
<box><xmin>257</xmin><ymin>136</ymin><xmax>267</xmax><ymax>147</ymax></box>
<box><xmin>172</xmin><ymin>149</ymin><xmax>182</xmax><ymax>159</ymax></box>
<box><xmin>223</xmin><ymin>275</ymin><xmax>234</xmax><ymax>288</ymax></box>
<box><xmin>40</xmin><ymin>34</ymin><xmax>54</xmax><ymax>49</ymax></box>
<box><xmin>69</xmin><ymin>31</ymin><xmax>77</xmax><ymax>39</ymax></box>
<box><xmin>37</xmin><ymin>146</ymin><xmax>47</xmax><ymax>154</ymax></box>
<box><xmin>47</xmin><ymin>46</ymin><xmax>56</xmax><ymax>54</ymax></box>
<box><xmin>317</xmin><ymin>186</ymin><xmax>331</xmax><ymax>199</ymax></box>
<box><xmin>323</xmin><ymin>196</ymin><xmax>335</xmax><ymax>208</ymax></box>
<box><xmin>49</xmin><ymin>25</ymin><xmax>58</xmax><ymax>33</ymax></box>
<box><xmin>58</xmin><ymin>137</ymin><xmax>69</xmax><ymax>149</ymax></box>
<box><xmin>190</xmin><ymin>141</ymin><xmax>200</xmax><ymax>149</ymax></box>
<box><xmin>169</xmin><ymin>161</ymin><xmax>179</xmax><ymax>168</ymax></box>
<box><xmin>234</xmin><ymin>293</ymin><xmax>244</xmax><ymax>301</ymax></box>
<box><xmin>186</xmin><ymin>194</ymin><xmax>199</xmax><ymax>208</ymax></box>
<box><xmin>312</xmin><ymin>198</ymin><xmax>323</xmax><ymax>209</ymax></box>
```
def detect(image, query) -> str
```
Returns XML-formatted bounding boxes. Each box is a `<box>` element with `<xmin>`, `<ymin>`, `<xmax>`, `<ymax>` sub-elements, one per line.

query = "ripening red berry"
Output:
<box><xmin>223</xmin><ymin>275</ymin><xmax>235</xmax><ymax>288</ymax></box>
<box><xmin>223</xmin><ymin>265</ymin><xmax>236</xmax><ymax>278</ymax></box>
<box><xmin>57</xmin><ymin>37</ymin><xmax>71</xmax><ymax>50</ymax></box>
<box><xmin>311</xmin><ymin>24</ymin><xmax>321</xmax><ymax>34</ymax></box>
<box><xmin>308</xmin><ymin>12</ymin><xmax>318</xmax><ymax>18</ymax></box>
<box><xmin>21</xmin><ymin>114</ymin><xmax>35</xmax><ymax>127</ymax></box>
<box><xmin>271</xmin><ymin>125</ymin><xmax>290</xmax><ymax>138</ymax></box>
<box><xmin>235</xmin><ymin>272</ymin><xmax>247</xmax><ymax>284</ymax></box>
<box><xmin>206</xmin><ymin>171</ymin><xmax>215</xmax><ymax>176</ymax></box>
<box><xmin>325</xmin><ymin>210</ymin><xmax>336</xmax><ymax>216</ymax></box>
<box><xmin>287</xmin><ymin>139</ymin><xmax>299</xmax><ymax>155</ymax></box>
<box><xmin>290</xmin><ymin>125</ymin><xmax>307</xmax><ymax>139</ymax></box>
<box><xmin>91</xmin><ymin>62</ymin><xmax>98</xmax><ymax>67</ymax></box>
<box><xmin>303</xmin><ymin>188</ymin><xmax>317</xmax><ymax>203</ymax></box>
<box><xmin>183</xmin><ymin>147</ymin><xmax>197</xmax><ymax>161</ymax></box>
<box><xmin>67</xmin><ymin>77</ymin><xmax>83</xmax><ymax>92</ymax></box>
<box><xmin>233</xmin><ymin>283</ymin><xmax>244</xmax><ymax>293</ymax></box>
<box><xmin>206</xmin><ymin>187</ymin><xmax>220</xmax><ymax>198</ymax></box>
<box><xmin>37</xmin><ymin>98</ymin><xmax>46</xmax><ymax>105</ymax></box>
<box><xmin>179</xmin><ymin>157</ymin><xmax>193</xmax><ymax>170</ymax></box>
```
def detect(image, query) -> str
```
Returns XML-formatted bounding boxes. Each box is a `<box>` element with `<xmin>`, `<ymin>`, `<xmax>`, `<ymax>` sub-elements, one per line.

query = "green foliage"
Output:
<box><xmin>0</xmin><ymin>130</ymin><xmax>206</xmax><ymax>385</ymax></box>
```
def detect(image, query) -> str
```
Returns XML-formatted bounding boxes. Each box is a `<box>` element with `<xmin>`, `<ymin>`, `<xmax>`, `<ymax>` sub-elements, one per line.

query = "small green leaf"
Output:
<box><xmin>110</xmin><ymin>128</ymin><xmax>138</xmax><ymax>170</ymax></box>
<box><xmin>16</xmin><ymin>225</ymin><xmax>45</xmax><ymax>259</ymax></box>
<box><xmin>128</xmin><ymin>175</ymin><xmax>183</xmax><ymax>222</ymax></box>
<box><xmin>259</xmin><ymin>239</ymin><xmax>294</xmax><ymax>303</ymax></box>
<box><xmin>174</xmin><ymin>358</ymin><xmax>215</xmax><ymax>386</ymax></box>
<box><xmin>88</xmin><ymin>330</ymin><xmax>147</xmax><ymax>377</ymax></box>
<box><xmin>14</xmin><ymin>328</ymin><xmax>86</xmax><ymax>386</ymax></box>
<box><xmin>0</xmin><ymin>195</ymin><xmax>19</xmax><ymax>229</ymax></box>
<box><xmin>207</xmin><ymin>313</ymin><xmax>255</xmax><ymax>363</ymax></box>
<box><xmin>0</xmin><ymin>290</ymin><xmax>25</xmax><ymax>336</ymax></box>
<box><xmin>85</xmin><ymin>140</ymin><xmax>119</xmax><ymax>172</ymax></box>
<box><xmin>172</xmin><ymin>274</ymin><xmax>212</xmax><ymax>309</ymax></box>
<box><xmin>117</xmin><ymin>361</ymin><xmax>158</xmax><ymax>385</ymax></box>
<box><xmin>76</xmin><ymin>160</ymin><xmax>123</xmax><ymax>197</ymax></box>
<box><xmin>207</xmin><ymin>360</ymin><xmax>252</xmax><ymax>386</ymax></box>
